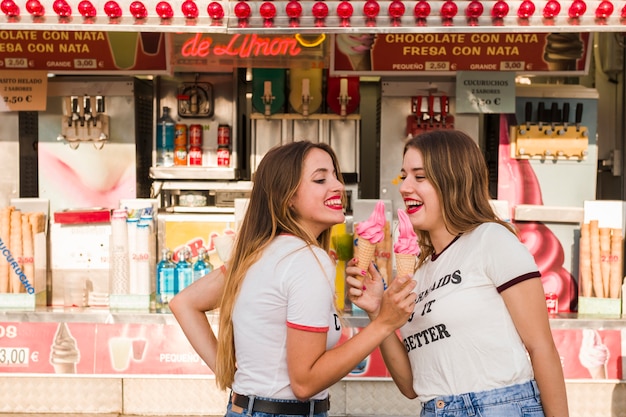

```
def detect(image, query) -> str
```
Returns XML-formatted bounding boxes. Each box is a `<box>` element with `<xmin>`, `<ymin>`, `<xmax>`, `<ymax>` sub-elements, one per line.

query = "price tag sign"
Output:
<box><xmin>455</xmin><ymin>71</ymin><xmax>516</xmax><ymax>114</ymax></box>
<box><xmin>0</xmin><ymin>347</ymin><xmax>30</xmax><ymax>366</ymax></box>
<box><xmin>0</xmin><ymin>70</ymin><xmax>47</xmax><ymax>112</ymax></box>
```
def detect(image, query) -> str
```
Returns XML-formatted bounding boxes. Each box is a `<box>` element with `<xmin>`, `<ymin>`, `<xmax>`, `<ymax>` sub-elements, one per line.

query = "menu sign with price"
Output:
<box><xmin>332</xmin><ymin>33</ymin><xmax>592</xmax><ymax>75</ymax></box>
<box><xmin>0</xmin><ymin>30</ymin><xmax>168</xmax><ymax>73</ymax></box>
<box><xmin>0</xmin><ymin>70</ymin><xmax>47</xmax><ymax>112</ymax></box>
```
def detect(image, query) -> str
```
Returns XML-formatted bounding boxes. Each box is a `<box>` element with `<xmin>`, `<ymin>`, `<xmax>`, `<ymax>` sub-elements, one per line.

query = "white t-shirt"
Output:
<box><xmin>232</xmin><ymin>234</ymin><xmax>341</xmax><ymax>400</ymax></box>
<box><xmin>401</xmin><ymin>222</ymin><xmax>540</xmax><ymax>402</ymax></box>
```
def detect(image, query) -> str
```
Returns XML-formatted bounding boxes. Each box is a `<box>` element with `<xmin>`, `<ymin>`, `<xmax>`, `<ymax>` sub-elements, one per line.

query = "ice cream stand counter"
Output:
<box><xmin>1</xmin><ymin>1</ymin><xmax>626</xmax><ymax>416</ymax></box>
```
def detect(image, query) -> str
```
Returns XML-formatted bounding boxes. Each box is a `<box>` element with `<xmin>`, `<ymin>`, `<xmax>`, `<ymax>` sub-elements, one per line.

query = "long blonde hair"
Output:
<box><xmin>215</xmin><ymin>141</ymin><xmax>345</xmax><ymax>390</ymax></box>
<box><xmin>403</xmin><ymin>130</ymin><xmax>517</xmax><ymax>268</ymax></box>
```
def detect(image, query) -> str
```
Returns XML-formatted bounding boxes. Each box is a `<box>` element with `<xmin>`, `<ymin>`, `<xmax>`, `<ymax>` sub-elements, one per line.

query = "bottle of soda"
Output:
<box><xmin>156</xmin><ymin>248</ymin><xmax>176</xmax><ymax>311</ymax></box>
<box><xmin>192</xmin><ymin>248</ymin><xmax>213</xmax><ymax>281</ymax></box>
<box><xmin>175</xmin><ymin>247</ymin><xmax>193</xmax><ymax>293</ymax></box>
<box><xmin>156</xmin><ymin>106</ymin><xmax>175</xmax><ymax>167</ymax></box>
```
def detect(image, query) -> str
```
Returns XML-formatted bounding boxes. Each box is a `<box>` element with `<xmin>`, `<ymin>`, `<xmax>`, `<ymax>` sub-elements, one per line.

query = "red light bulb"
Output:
<box><xmin>414</xmin><ymin>0</ymin><xmax>430</xmax><ymax>18</ymax></box>
<box><xmin>181</xmin><ymin>0</ymin><xmax>198</xmax><ymax>18</ymax></box>
<box><xmin>26</xmin><ymin>0</ymin><xmax>44</xmax><ymax>16</ymax></box>
<box><xmin>234</xmin><ymin>1</ymin><xmax>250</xmax><ymax>19</ymax></box>
<box><xmin>104</xmin><ymin>0</ymin><xmax>123</xmax><ymax>17</ymax></box>
<box><xmin>491</xmin><ymin>0</ymin><xmax>509</xmax><ymax>18</ymax></box>
<box><xmin>517</xmin><ymin>0</ymin><xmax>535</xmax><ymax>17</ymax></box>
<box><xmin>440</xmin><ymin>0</ymin><xmax>458</xmax><ymax>18</ymax></box>
<box><xmin>543</xmin><ymin>0</ymin><xmax>560</xmax><ymax>17</ymax></box>
<box><xmin>260</xmin><ymin>1</ymin><xmax>276</xmax><ymax>19</ymax></box>
<box><xmin>568</xmin><ymin>0</ymin><xmax>586</xmax><ymax>17</ymax></box>
<box><xmin>363</xmin><ymin>0</ymin><xmax>379</xmax><ymax>18</ymax></box>
<box><xmin>388</xmin><ymin>0</ymin><xmax>405</xmax><ymax>18</ymax></box>
<box><xmin>286</xmin><ymin>0</ymin><xmax>302</xmax><ymax>18</ymax></box>
<box><xmin>130</xmin><ymin>1</ymin><xmax>147</xmax><ymax>18</ymax></box>
<box><xmin>1</xmin><ymin>0</ymin><xmax>19</xmax><ymax>16</ymax></box>
<box><xmin>155</xmin><ymin>1</ymin><xmax>173</xmax><ymax>18</ymax></box>
<box><xmin>337</xmin><ymin>1</ymin><xmax>353</xmax><ymax>19</ymax></box>
<box><xmin>77</xmin><ymin>0</ymin><xmax>96</xmax><ymax>16</ymax></box>
<box><xmin>595</xmin><ymin>0</ymin><xmax>613</xmax><ymax>17</ymax></box>
<box><xmin>312</xmin><ymin>1</ymin><xmax>328</xmax><ymax>19</ymax></box>
<box><xmin>465</xmin><ymin>0</ymin><xmax>483</xmax><ymax>18</ymax></box>
<box><xmin>53</xmin><ymin>0</ymin><xmax>71</xmax><ymax>16</ymax></box>
<box><xmin>207</xmin><ymin>1</ymin><xmax>224</xmax><ymax>19</ymax></box>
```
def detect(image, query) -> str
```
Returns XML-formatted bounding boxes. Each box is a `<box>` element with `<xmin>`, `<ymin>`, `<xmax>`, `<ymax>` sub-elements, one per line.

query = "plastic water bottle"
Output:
<box><xmin>156</xmin><ymin>106</ymin><xmax>175</xmax><ymax>167</ymax></box>
<box><xmin>156</xmin><ymin>248</ymin><xmax>176</xmax><ymax>311</ymax></box>
<box><xmin>175</xmin><ymin>247</ymin><xmax>193</xmax><ymax>294</ymax></box>
<box><xmin>192</xmin><ymin>248</ymin><xmax>213</xmax><ymax>282</ymax></box>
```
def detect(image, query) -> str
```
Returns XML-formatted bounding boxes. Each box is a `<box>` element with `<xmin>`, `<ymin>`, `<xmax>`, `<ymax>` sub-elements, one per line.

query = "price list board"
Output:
<box><xmin>0</xmin><ymin>70</ymin><xmax>47</xmax><ymax>112</ymax></box>
<box><xmin>332</xmin><ymin>33</ymin><xmax>592</xmax><ymax>75</ymax></box>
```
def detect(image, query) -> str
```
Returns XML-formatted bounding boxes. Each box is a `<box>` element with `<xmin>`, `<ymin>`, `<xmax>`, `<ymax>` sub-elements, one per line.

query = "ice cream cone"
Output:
<box><xmin>590</xmin><ymin>220</ymin><xmax>604</xmax><ymax>297</ymax></box>
<box><xmin>609</xmin><ymin>229</ymin><xmax>623</xmax><ymax>299</ymax></box>
<box><xmin>356</xmin><ymin>238</ymin><xmax>376</xmax><ymax>275</ymax></box>
<box><xmin>587</xmin><ymin>364</ymin><xmax>607</xmax><ymax>379</ymax></box>
<box><xmin>52</xmin><ymin>362</ymin><xmax>77</xmax><ymax>374</ymax></box>
<box><xmin>347</xmin><ymin>53</ymin><xmax>371</xmax><ymax>71</ymax></box>
<box><xmin>395</xmin><ymin>253</ymin><xmax>416</xmax><ymax>278</ymax></box>
<box><xmin>547</xmin><ymin>60</ymin><xmax>577</xmax><ymax>71</ymax></box>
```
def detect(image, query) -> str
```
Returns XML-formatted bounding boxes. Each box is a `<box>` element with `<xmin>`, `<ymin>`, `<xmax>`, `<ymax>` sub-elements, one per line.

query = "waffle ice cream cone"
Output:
<box><xmin>356</xmin><ymin>238</ymin><xmax>377</xmax><ymax>273</ymax></box>
<box><xmin>53</xmin><ymin>362</ymin><xmax>77</xmax><ymax>374</ymax></box>
<box><xmin>587</xmin><ymin>364</ymin><xmax>607</xmax><ymax>379</ymax></box>
<box><xmin>347</xmin><ymin>53</ymin><xmax>371</xmax><ymax>71</ymax></box>
<box><xmin>395</xmin><ymin>253</ymin><xmax>416</xmax><ymax>278</ymax></box>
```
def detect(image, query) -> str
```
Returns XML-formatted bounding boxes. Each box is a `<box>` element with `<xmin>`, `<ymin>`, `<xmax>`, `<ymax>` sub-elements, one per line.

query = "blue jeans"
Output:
<box><xmin>421</xmin><ymin>380</ymin><xmax>544</xmax><ymax>417</ymax></box>
<box><xmin>225</xmin><ymin>397</ymin><xmax>329</xmax><ymax>417</ymax></box>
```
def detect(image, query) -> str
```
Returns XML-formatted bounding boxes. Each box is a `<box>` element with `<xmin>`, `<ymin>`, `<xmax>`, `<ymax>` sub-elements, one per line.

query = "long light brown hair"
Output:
<box><xmin>215</xmin><ymin>140</ymin><xmax>345</xmax><ymax>390</ymax></box>
<box><xmin>403</xmin><ymin>130</ymin><xmax>517</xmax><ymax>268</ymax></box>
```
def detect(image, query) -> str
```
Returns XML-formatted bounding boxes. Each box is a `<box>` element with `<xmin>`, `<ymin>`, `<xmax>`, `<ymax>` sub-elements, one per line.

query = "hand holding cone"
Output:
<box><xmin>394</xmin><ymin>209</ymin><xmax>419</xmax><ymax>278</ymax></box>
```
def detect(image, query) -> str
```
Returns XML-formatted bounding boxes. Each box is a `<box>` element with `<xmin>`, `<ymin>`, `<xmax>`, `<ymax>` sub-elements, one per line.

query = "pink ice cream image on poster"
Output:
<box><xmin>497</xmin><ymin>113</ymin><xmax>577</xmax><ymax>312</ymax></box>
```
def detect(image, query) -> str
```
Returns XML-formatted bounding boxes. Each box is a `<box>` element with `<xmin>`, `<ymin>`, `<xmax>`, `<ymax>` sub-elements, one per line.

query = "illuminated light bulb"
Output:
<box><xmin>207</xmin><ymin>1</ymin><xmax>224</xmax><ymax>19</ymax></box>
<box><xmin>414</xmin><ymin>0</ymin><xmax>431</xmax><ymax>18</ymax></box>
<box><xmin>234</xmin><ymin>1</ymin><xmax>251</xmax><ymax>19</ymax></box>
<box><xmin>440</xmin><ymin>0</ymin><xmax>458</xmax><ymax>19</ymax></box>
<box><xmin>388</xmin><ymin>0</ymin><xmax>405</xmax><ymax>18</ymax></box>
<box><xmin>363</xmin><ymin>0</ymin><xmax>380</xmax><ymax>18</ymax></box>
<box><xmin>517</xmin><ymin>0</ymin><xmax>535</xmax><ymax>18</ymax></box>
<box><xmin>491</xmin><ymin>0</ymin><xmax>509</xmax><ymax>18</ymax></box>
<box><xmin>595</xmin><ymin>0</ymin><xmax>613</xmax><ymax>18</ymax></box>
<box><xmin>181</xmin><ymin>0</ymin><xmax>198</xmax><ymax>18</ymax></box>
<box><xmin>465</xmin><ymin>0</ymin><xmax>483</xmax><ymax>18</ymax></box>
<box><xmin>78</xmin><ymin>0</ymin><xmax>96</xmax><ymax>16</ymax></box>
<box><xmin>568</xmin><ymin>0</ymin><xmax>586</xmax><ymax>17</ymax></box>
<box><xmin>104</xmin><ymin>1</ymin><xmax>123</xmax><ymax>17</ymax></box>
<box><xmin>312</xmin><ymin>1</ymin><xmax>328</xmax><ymax>19</ymax></box>
<box><xmin>130</xmin><ymin>1</ymin><xmax>147</xmax><ymax>18</ymax></box>
<box><xmin>1</xmin><ymin>0</ymin><xmax>19</xmax><ymax>16</ymax></box>
<box><xmin>26</xmin><ymin>0</ymin><xmax>44</xmax><ymax>16</ymax></box>
<box><xmin>542</xmin><ymin>0</ymin><xmax>560</xmax><ymax>18</ymax></box>
<box><xmin>337</xmin><ymin>1</ymin><xmax>353</xmax><ymax>18</ymax></box>
<box><xmin>286</xmin><ymin>0</ymin><xmax>302</xmax><ymax>18</ymax></box>
<box><xmin>260</xmin><ymin>1</ymin><xmax>276</xmax><ymax>19</ymax></box>
<box><xmin>53</xmin><ymin>0</ymin><xmax>71</xmax><ymax>17</ymax></box>
<box><xmin>155</xmin><ymin>1</ymin><xmax>174</xmax><ymax>19</ymax></box>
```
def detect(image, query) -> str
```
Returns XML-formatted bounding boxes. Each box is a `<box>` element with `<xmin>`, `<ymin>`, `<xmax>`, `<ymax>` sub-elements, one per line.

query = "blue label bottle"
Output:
<box><xmin>175</xmin><ymin>247</ymin><xmax>193</xmax><ymax>294</ymax></box>
<box><xmin>156</xmin><ymin>248</ymin><xmax>176</xmax><ymax>311</ymax></box>
<box><xmin>192</xmin><ymin>248</ymin><xmax>213</xmax><ymax>282</ymax></box>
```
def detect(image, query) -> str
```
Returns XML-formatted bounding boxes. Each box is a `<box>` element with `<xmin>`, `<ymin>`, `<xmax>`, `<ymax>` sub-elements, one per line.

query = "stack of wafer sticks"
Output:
<box><xmin>579</xmin><ymin>220</ymin><xmax>623</xmax><ymax>299</ymax></box>
<box><xmin>0</xmin><ymin>206</ymin><xmax>46</xmax><ymax>294</ymax></box>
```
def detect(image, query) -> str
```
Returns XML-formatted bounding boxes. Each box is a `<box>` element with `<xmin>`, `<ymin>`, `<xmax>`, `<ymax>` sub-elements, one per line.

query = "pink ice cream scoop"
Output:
<box><xmin>394</xmin><ymin>209</ymin><xmax>419</xmax><ymax>255</ymax></box>
<box><xmin>355</xmin><ymin>200</ymin><xmax>386</xmax><ymax>243</ymax></box>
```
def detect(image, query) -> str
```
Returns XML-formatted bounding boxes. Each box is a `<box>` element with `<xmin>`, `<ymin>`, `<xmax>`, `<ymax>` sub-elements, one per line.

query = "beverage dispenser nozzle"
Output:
<box><xmin>575</xmin><ymin>102</ymin><xmax>586</xmax><ymax>136</ymax></box>
<box><xmin>301</xmin><ymin>78</ymin><xmax>311</xmax><ymax>117</ymax></box>
<box><xmin>558</xmin><ymin>102</ymin><xmax>570</xmax><ymax>135</ymax></box>
<box><xmin>537</xmin><ymin>102</ymin><xmax>545</xmax><ymax>131</ymax></box>
<box><xmin>83</xmin><ymin>95</ymin><xmax>96</xmax><ymax>126</ymax></box>
<box><xmin>545</xmin><ymin>102</ymin><xmax>559</xmax><ymax>135</ymax></box>
<box><xmin>262</xmin><ymin>80</ymin><xmax>275</xmax><ymax>117</ymax></box>
<box><xmin>71</xmin><ymin>96</ymin><xmax>82</xmax><ymax>126</ymax></box>
<box><xmin>338</xmin><ymin>78</ymin><xmax>351</xmax><ymax>117</ymax></box>
<box><xmin>519</xmin><ymin>102</ymin><xmax>532</xmax><ymax>135</ymax></box>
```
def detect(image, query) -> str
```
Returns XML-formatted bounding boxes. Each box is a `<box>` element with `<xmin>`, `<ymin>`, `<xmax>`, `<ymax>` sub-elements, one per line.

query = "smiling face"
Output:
<box><xmin>399</xmin><ymin>147</ymin><xmax>445</xmax><ymax>236</ymax></box>
<box><xmin>290</xmin><ymin>147</ymin><xmax>345</xmax><ymax>238</ymax></box>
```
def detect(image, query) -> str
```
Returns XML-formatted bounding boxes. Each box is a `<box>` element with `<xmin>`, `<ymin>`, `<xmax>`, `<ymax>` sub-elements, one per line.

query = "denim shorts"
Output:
<box><xmin>421</xmin><ymin>380</ymin><xmax>544</xmax><ymax>417</ymax></box>
<box><xmin>225</xmin><ymin>397</ymin><xmax>329</xmax><ymax>417</ymax></box>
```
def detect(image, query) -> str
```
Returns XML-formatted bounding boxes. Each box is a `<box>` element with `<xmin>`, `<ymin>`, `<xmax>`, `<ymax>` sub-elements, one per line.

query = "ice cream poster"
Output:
<box><xmin>552</xmin><ymin>329</ymin><xmax>622</xmax><ymax>380</ymax></box>
<box><xmin>331</xmin><ymin>33</ymin><xmax>591</xmax><ymax>75</ymax></box>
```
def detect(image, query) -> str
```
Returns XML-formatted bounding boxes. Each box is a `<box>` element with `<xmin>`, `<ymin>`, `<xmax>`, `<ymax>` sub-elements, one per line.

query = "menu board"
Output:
<box><xmin>332</xmin><ymin>33</ymin><xmax>592</xmax><ymax>75</ymax></box>
<box><xmin>0</xmin><ymin>30</ymin><xmax>168</xmax><ymax>73</ymax></box>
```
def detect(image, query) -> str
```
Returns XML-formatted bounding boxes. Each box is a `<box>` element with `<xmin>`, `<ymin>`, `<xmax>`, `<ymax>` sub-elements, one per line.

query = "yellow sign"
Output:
<box><xmin>0</xmin><ymin>70</ymin><xmax>47</xmax><ymax>112</ymax></box>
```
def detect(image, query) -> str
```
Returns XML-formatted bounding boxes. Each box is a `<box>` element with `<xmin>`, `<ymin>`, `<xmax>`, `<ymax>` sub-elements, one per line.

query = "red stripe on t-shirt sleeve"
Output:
<box><xmin>286</xmin><ymin>322</ymin><xmax>329</xmax><ymax>333</ymax></box>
